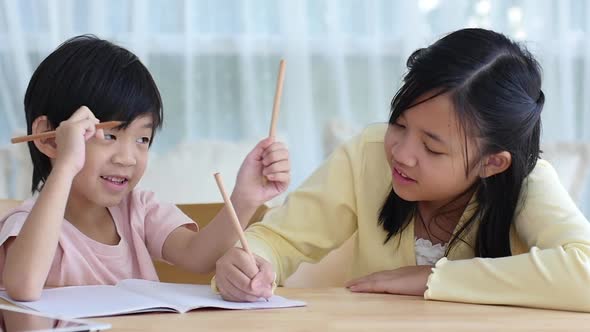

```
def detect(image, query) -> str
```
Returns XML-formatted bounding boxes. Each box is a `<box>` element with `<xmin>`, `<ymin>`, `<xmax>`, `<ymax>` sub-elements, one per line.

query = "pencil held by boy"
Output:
<box><xmin>0</xmin><ymin>35</ymin><xmax>290</xmax><ymax>301</ymax></box>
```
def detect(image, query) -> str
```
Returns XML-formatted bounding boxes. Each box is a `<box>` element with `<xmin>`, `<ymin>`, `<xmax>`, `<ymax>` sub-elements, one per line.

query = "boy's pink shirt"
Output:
<box><xmin>0</xmin><ymin>189</ymin><xmax>196</xmax><ymax>287</ymax></box>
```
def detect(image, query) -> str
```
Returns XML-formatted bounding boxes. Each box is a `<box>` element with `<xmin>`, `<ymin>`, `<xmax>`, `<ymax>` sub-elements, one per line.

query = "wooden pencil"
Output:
<box><xmin>10</xmin><ymin>121</ymin><xmax>123</xmax><ymax>144</ymax></box>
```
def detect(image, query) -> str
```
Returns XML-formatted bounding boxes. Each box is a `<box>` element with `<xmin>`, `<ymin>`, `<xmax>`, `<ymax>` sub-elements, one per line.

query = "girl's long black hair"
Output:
<box><xmin>379</xmin><ymin>28</ymin><xmax>544</xmax><ymax>258</ymax></box>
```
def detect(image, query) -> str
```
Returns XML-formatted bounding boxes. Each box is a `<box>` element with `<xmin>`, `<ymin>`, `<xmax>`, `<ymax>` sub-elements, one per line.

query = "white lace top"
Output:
<box><xmin>415</xmin><ymin>237</ymin><xmax>448</xmax><ymax>265</ymax></box>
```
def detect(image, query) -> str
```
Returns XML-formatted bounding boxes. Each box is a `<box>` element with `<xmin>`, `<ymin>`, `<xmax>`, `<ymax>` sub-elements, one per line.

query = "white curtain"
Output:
<box><xmin>0</xmin><ymin>0</ymin><xmax>589</xmax><ymax>212</ymax></box>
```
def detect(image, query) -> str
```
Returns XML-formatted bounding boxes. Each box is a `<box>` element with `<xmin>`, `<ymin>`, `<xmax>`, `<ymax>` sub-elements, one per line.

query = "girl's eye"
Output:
<box><xmin>393</xmin><ymin>122</ymin><xmax>406</xmax><ymax>129</ymax></box>
<box><xmin>103</xmin><ymin>134</ymin><xmax>116</xmax><ymax>141</ymax></box>
<box><xmin>425</xmin><ymin>144</ymin><xmax>443</xmax><ymax>155</ymax></box>
<box><xmin>137</xmin><ymin>137</ymin><xmax>151</xmax><ymax>144</ymax></box>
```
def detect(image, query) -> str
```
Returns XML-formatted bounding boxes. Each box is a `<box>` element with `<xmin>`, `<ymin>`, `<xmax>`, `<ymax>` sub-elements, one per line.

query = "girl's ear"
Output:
<box><xmin>481</xmin><ymin>151</ymin><xmax>512</xmax><ymax>178</ymax></box>
<box><xmin>32</xmin><ymin>115</ymin><xmax>58</xmax><ymax>159</ymax></box>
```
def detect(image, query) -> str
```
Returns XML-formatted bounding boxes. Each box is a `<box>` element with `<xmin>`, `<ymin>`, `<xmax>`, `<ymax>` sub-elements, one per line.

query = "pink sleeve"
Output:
<box><xmin>0</xmin><ymin>212</ymin><xmax>28</xmax><ymax>247</ymax></box>
<box><xmin>0</xmin><ymin>212</ymin><xmax>29</xmax><ymax>287</ymax></box>
<box><xmin>137</xmin><ymin>191</ymin><xmax>198</xmax><ymax>260</ymax></box>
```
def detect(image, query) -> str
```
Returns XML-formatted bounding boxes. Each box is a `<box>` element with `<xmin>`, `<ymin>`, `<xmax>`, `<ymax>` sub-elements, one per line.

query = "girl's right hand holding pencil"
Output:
<box><xmin>215</xmin><ymin>247</ymin><xmax>276</xmax><ymax>302</ymax></box>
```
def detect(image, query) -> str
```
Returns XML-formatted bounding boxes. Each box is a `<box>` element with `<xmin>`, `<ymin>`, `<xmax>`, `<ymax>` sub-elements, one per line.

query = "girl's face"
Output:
<box><xmin>384</xmin><ymin>94</ymin><xmax>481</xmax><ymax>210</ymax></box>
<box><xmin>69</xmin><ymin>114</ymin><xmax>153</xmax><ymax>208</ymax></box>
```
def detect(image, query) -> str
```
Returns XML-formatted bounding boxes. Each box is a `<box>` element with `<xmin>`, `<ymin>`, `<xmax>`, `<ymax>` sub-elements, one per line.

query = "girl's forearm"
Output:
<box><xmin>3</xmin><ymin>168</ymin><xmax>74</xmax><ymax>301</ymax></box>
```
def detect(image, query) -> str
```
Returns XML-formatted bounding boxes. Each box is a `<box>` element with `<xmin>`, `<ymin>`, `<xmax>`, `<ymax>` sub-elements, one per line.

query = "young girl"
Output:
<box><xmin>214</xmin><ymin>28</ymin><xmax>590</xmax><ymax>312</ymax></box>
<box><xmin>0</xmin><ymin>35</ymin><xmax>291</xmax><ymax>301</ymax></box>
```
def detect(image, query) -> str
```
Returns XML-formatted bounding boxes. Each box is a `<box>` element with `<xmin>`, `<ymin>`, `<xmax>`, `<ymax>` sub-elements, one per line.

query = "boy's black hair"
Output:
<box><xmin>24</xmin><ymin>35</ymin><xmax>163</xmax><ymax>193</ymax></box>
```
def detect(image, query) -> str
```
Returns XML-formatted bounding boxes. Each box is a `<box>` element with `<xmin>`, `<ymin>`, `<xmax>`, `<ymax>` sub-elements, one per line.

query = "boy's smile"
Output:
<box><xmin>99</xmin><ymin>175</ymin><xmax>130</xmax><ymax>193</ymax></box>
<box><xmin>69</xmin><ymin>115</ymin><xmax>153</xmax><ymax>208</ymax></box>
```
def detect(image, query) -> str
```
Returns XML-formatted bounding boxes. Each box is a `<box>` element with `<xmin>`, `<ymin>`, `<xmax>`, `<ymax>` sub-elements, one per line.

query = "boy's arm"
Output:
<box><xmin>3</xmin><ymin>106</ymin><xmax>98</xmax><ymax>301</ymax></box>
<box><xmin>161</xmin><ymin>197</ymin><xmax>258</xmax><ymax>274</ymax></box>
<box><xmin>3</xmin><ymin>167</ymin><xmax>73</xmax><ymax>301</ymax></box>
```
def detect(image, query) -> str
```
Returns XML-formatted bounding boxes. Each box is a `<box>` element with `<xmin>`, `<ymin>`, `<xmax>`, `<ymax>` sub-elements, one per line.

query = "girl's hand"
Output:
<box><xmin>215</xmin><ymin>247</ymin><xmax>275</xmax><ymax>302</ymax></box>
<box><xmin>232</xmin><ymin>137</ymin><xmax>290</xmax><ymax>208</ymax></box>
<box><xmin>345</xmin><ymin>266</ymin><xmax>432</xmax><ymax>296</ymax></box>
<box><xmin>52</xmin><ymin>106</ymin><xmax>104</xmax><ymax>177</ymax></box>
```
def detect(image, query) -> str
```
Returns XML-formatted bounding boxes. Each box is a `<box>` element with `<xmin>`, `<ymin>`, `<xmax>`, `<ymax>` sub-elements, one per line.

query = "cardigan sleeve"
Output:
<box><xmin>245</xmin><ymin>131</ymin><xmax>368</xmax><ymax>284</ymax></box>
<box><xmin>425</xmin><ymin>160</ymin><xmax>590</xmax><ymax>312</ymax></box>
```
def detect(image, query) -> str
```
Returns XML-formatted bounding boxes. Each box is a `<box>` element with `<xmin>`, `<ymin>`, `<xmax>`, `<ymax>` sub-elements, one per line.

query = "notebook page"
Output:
<box><xmin>0</xmin><ymin>284</ymin><xmax>175</xmax><ymax>318</ymax></box>
<box><xmin>118</xmin><ymin>279</ymin><xmax>306</xmax><ymax>312</ymax></box>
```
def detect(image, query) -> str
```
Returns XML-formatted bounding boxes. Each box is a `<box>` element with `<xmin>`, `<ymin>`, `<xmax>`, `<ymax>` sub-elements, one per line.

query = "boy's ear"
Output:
<box><xmin>32</xmin><ymin>116</ymin><xmax>57</xmax><ymax>159</ymax></box>
<box><xmin>480</xmin><ymin>151</ymin><xmax>512</xmax><ymax>178</ymax></box>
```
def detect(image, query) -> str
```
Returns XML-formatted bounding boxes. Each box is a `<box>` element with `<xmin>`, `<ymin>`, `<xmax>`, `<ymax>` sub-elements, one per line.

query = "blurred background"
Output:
<box><xmin>0</xmin><ymin>0</ymin><xmax>588</xmax><ymax>214</ymax></box>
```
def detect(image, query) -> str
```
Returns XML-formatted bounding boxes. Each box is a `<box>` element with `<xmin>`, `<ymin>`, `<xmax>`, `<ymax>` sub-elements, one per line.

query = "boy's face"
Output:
<box><xmin>383</xmin><ymin>93</ymin><xmax>482</xmax><ymax>211</ymax></box>
<box><xmin>70</xmin><ymin>114</ymin><xmax>154</xmax><ymax>207</ymax></box>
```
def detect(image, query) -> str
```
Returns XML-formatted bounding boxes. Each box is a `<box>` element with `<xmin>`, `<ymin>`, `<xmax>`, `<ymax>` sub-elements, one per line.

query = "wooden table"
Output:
<box><xmin>89</xmin><ymin>288</ymin><xmax>590</xmax><ymax>331</ymax></box>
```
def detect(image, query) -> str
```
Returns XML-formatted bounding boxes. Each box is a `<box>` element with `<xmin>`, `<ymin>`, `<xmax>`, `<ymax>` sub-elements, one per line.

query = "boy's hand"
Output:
<box><xmin>215</xmin><ymin>247</ymin><xmax>275</xmax><ymax>302</ymax></box>
<box><xmin>232</xmin><ymin>137</ymin><xmax>290</xmax><ymax>207</ymax></box>
<box><xmin>53</xmin><ymin>106</ymin><xmax>104</xmax><ymax>176</ymax></box>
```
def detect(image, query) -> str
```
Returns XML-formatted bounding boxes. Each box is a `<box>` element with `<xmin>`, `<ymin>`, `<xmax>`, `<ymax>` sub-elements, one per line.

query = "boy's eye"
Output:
<box><xmin>137</xmin><ymin>137</ymin><xmax>151</xmax><ymax>144</ymax></box>
<box><xmin>103</xmin><ymin>134</ymin><xmax>116</xmax><ymax>141</ymax></box>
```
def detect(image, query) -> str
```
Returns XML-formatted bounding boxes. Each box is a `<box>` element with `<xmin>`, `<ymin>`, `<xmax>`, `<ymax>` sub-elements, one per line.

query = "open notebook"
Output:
<box><xmin>0</xmin><ymin>279</ymin><xmax>305</xmax><ymax>319</ymax></box>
